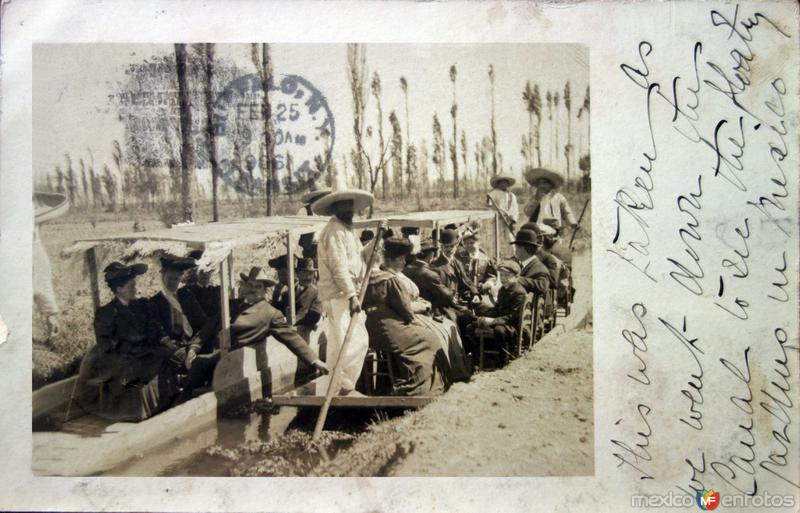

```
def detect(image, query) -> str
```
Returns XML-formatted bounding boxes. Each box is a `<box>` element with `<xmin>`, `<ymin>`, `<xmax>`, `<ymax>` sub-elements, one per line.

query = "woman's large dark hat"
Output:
<box><xmin>104</xmin><ymin>261</ymin><xmax>148</xmax><ymax>285</ymax></box>
<box><xmin>160</xmin><ymin>254</ymin><xmax>197</xmax><ymax>271</ymax></box>
<box><xmin>384</xmin><ymin>237</ymin><xmax>413</xmax><ymax>259</ymax></box>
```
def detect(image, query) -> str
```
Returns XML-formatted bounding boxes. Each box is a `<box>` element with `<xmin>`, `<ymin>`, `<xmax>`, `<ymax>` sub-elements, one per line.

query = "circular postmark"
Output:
<box><xmin>212</xmin><ymin>73</ymin><xmax>335</xmax><ymax>196</ymax></box>
<box><xmin>109</xmin><ymin>57</ymin><xmax>334</xmax><ymax>198</ymax></box>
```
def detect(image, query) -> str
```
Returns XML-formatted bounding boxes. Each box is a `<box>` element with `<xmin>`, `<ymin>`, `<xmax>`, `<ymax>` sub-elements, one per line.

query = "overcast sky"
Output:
<box><xmin>33</xmin><ymin>43</ymin><xmax>589</xmax><ymax>188</ymax></box>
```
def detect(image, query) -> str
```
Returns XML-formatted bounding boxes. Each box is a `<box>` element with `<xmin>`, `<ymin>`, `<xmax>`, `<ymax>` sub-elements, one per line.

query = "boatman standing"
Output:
<box><xmin>311</xmin><ymin>177</ymin><xmax>379</xmax><ymax>397</ymax></box>
<box><xmin>522</xmin><ymin>167</ymin><xmax>577</xmax><ymax>232</ymax></box>
<box><xmin>486</xmin><ymin>174</ymin><xmax>519</xmax><ymax>251</ymax></box>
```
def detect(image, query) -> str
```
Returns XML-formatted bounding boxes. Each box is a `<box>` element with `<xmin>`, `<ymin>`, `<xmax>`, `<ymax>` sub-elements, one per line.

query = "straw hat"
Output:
<box><xmin>239</xmin><ymin>266</ymin><xmax>277</xmax><ymax>287</ymax></box>
<box><xmin>311</xmin><ymin>173</ymin><xmax>374</xmax><ymax>216</ymax></box>
<box><xmin>301</xmin><ymin>186</ymin><xmax>332</xmax><ymax>206</ymax></box>
<box><xmin>524</xmin><ymin>167</ymin><xmax>565</xmax><ymax>188</ymax></box>
<box><xmin>490</xmin><ymin>174</ymin><xmax>516</xmax><ymax>188</ymax></box>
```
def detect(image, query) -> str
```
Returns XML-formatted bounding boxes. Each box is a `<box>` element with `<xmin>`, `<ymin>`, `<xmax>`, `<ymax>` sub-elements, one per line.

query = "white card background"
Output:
<box><xmin>1</xmin><ymin>1</ymin><xmax>797</xmax><ymax>511</ymax></box>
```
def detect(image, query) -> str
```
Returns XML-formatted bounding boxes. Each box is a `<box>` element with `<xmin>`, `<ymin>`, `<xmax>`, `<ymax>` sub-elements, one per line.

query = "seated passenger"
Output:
<box><xmin>267</xmin><ymin>253</ymin><xmax>296</xmax><ymax>310</ymax></box>
<box><xmin>511</xmin><ymin>229</ymin><xmax>552</xmax><ymax>296</ymax></box>
<box><xmin>431</xmin><ymin>228</ymin><xmax>480</xmax><ymax>305</ymax></box>
<box><xmin>404</xmin><ymin>240</ymin><xmax>474</xmax><ymax>330</ymax></box>
<box><xmin>360</xmin><ymin>229</ymin><xmax>375</xmax><ymax>247</ymax></box>
<box><xmin>388</xmin><ymin>240</ymin><xmax>472</xmax><ymax>384</ymax></box>
<box><xmin>466</xmin><ymin>260</ymin><xmax>528</xmax><ymax>360</ymax></box>
<box><xmin>178</xmin><ymin>249</ymin><xmax>220</xmax><ymax>327</ymax></box>
<box><xmin>363</xmin><ymin>238</ymin><xmax>448</xmax><ymax>396</ymax></box>
<box><xmin>455</xmin><ymin>226</ymin><xmax>499</xmax><ymax>302</ymax></box>
<box><xmin>78</xmin><ymin>262</ymin><xmax>183</xmax><ymax>421</ymax></box>
<box><xmin>519</xmin><ymin>221</ymin><xmax>561</xmax><ymax>285</ymax></box>
<box><xmin>270</xmin><ymin>257</ymin><xmax>323</xmax><ymax>338</ymax></box>
<box><xmin>230</xmin><ymin>266</ymin><xmax>329</xmax><ymax>375</ymax></box>
<box><xmin>151</xmin><ymin>255</ymin><xmax>220</xmax><ymax>379</ymax></box>
<box><xmin>541</xmin><ymin>219</ymin><xmax>574</xmax><ymax>304</ymax></box>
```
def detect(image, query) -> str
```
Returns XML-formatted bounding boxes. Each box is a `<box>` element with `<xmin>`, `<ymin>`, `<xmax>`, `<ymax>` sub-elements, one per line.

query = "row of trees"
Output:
<box><xmin>343</xmin><ymin>44</ymin><xmax>590</xmax><ymax>205</ymax></box>
<box><xmin>41</xmin><ymin>44</ymin><xmax>591</xmax><ymax>220</ymax></box>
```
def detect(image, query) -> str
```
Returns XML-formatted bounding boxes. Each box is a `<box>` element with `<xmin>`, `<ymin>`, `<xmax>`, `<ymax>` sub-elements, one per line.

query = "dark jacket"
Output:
<box><xmin>93</xmin><ymin>297</ymin><xmax>162</xmax><ymax>355</ymax></box>
<box><xmin>272</xmin><ymin>284</ymin><xmax>323</xmax><ymax>328</ymax></box>
<box><xmin>178</xmin><ymin>284</ymin><xmax>220</xmax><ymax>327</ymax></box>
<box><xmin>404</xmin><ymin>259</ymin><xmax>461</xmax><ymax>315</ymax></box>
<box><xmin>536</xmin><ymin>248</ymin><xmax>562</xmax><ymax>284</ymax></box>
<box><xmin>150</xmin><ymin>292</ymin><xmax>217</xmax><ymax>351</ymax></box>
<box><xmin>476</xmin><ymin>281</ymin><xmax>528</xmax><ymax>330</ymax></box>
<box><xmin>229</xmin><ymin>298</ymin><xmax>318</xmax><ymax>366</ymax></box>
<box><xmin>517</xmin><ymin>255</ymin><xmax>552</xmax><ymax>296</ymax></box>
<box><xmin>456</xmin><ymin>249</ymin><xmax>498</xmax><ymax>290</ymax></box>
<box><xmin>431</xmin><ymin>254</ymin><xmax>479</xmax><ymax>301</ymax></box>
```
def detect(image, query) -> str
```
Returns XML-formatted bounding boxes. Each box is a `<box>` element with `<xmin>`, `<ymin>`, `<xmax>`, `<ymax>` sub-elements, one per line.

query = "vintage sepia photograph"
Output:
<box><xmin>31</xmin><ymin>43</ymin><xmax>592</xmax><ymax>477</ymax></box>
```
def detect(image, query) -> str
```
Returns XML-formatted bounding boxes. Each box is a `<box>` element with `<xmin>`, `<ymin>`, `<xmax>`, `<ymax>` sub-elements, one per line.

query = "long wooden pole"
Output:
<box><xmin>569</xmin><ymin>197</ymin><xmax>590</xmax><ymax>250</ymax></box>
<box><xmin>312</xmin><ymin>222</ymin><xmax>385</xmax><ymax>440</ymax></box>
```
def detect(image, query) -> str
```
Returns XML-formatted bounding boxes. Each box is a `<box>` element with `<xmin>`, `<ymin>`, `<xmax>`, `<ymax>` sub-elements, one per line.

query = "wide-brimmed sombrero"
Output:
<box><xmin>524</xmin><ymin>167</ymin><xmax>564</xmax><ymax>188</ymax></box>
<box><xmin>301</xmin><ymin>187</ymin><xmax>332</xmax><ymax>205</ymax></box>
<box><xmin>490</xmin><ymin>174</ymin><xmax>516</xmax><ymax>188</ymax></box>
<box><xmin>34</xmin><ymin>191</ymin><xmax>69</xmax><ymax>224</ymax></box>
<box><xmin>310</xmin><ymin>174</ymin><xmax>374</xmax><ymax>216</ymax></box>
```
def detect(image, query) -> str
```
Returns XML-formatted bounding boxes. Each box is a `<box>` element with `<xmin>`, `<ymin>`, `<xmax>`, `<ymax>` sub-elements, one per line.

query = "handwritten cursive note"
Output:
<box><xmin>605</xmin><ymin>1</ymin><xmax>798</xmax><ymax>507</ymax></box>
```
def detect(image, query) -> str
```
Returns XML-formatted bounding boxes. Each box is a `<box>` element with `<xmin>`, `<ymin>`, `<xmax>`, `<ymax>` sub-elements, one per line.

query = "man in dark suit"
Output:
<box><xmin>431</xmin><ymin>228</ymin><xmax>480</xmax><ymax>304</ymax></box>
<box><xmin>231</xmin><ymin>266</ymin><xmax>329</xmax><ymax>375</ymax></box>
<box><xmin>272</xmin><ymin>257</ymin><xmax>323</xmax><ymax>333</ymax></box>
<box><xmin>510</xmin><ymin>229</ymin><xmax>552</xmax><ymax>296</ymax></box>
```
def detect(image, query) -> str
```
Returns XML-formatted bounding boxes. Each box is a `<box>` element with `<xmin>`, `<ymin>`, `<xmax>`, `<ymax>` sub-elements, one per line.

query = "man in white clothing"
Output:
<box><xmin>312</xmin><ymin>183</ymin><xmax>376</xmax><ymax>396</ymax></box>
<box><xmin>486</xmin><ymin>174</ymin><xmax>519</xmax><ymax>256</ymax></box>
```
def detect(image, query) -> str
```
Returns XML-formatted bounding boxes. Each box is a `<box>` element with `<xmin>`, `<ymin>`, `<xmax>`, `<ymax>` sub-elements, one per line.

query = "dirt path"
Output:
<box><xmin>308</xmin><ymin>251</ymin><xmax>594</xmax><ymax>477</ymax></box>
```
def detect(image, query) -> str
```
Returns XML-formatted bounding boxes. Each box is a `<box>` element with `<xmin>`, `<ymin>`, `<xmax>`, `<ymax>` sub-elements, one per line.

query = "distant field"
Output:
<box><xmin>33</xmin><ymin>188</ymin><xmax>591</xmax><ymax>389</ymax></box>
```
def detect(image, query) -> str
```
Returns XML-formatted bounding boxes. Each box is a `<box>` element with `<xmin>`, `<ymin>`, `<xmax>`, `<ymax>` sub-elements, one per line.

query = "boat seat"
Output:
<box><xmin>361</xmin><ymin>349</ymin><xmax>396</xmax><ymax>395</ymax></box>
<box><xmin>84</xmin><ymin>376</ymin><xmax>111</xmax><ymax>409</ymax></box>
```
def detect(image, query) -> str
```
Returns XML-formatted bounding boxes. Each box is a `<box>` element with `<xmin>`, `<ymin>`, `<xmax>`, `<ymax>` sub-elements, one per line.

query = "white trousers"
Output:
<box><xmin>322</xmin><ymin>297</ymin><xmax>369</xmax><ymax>391</ymax></box>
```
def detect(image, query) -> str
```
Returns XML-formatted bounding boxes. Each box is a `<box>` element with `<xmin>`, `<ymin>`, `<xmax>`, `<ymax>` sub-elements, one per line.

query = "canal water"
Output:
<box><xmin>106</xmin><ymin>404</ymin><xmax>391</xmax><ymax>476</ymax></box>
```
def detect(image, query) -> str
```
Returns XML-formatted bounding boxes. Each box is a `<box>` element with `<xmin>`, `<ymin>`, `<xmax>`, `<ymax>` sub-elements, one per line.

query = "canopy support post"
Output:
<box><xmin>286</xmin><ymin>230</ymin><xmax>296</xmax><ymax>324</ymax></box>
<box><xmin>494</xmin><ymin>212</ymin><xmax>501</xmax><ymax>261</ymax></box>
<box><xmin>218</xmin><ymin>253</ymin><xmax>232</xmax><ymax>354</ymax></box>
<box><xmin>85</xmin><ymin>247</ymin><xmax>100</xmax><ymax>311</ymax></box>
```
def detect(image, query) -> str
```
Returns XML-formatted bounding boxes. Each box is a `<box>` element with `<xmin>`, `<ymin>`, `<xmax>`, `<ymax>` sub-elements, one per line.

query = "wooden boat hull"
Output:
<box><xmin>34</xmin><ymin>191</ymin><xmax>69</xmax><ymax>224</ymax></box>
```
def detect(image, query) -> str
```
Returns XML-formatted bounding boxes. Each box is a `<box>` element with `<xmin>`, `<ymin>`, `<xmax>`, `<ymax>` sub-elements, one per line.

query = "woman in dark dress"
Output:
<box><xmin>77</xmin><ymin>262</ymin><xmax>182</xmax><ymax>421</ymax></box>
<box><xmin>363</xmin><ymin>238</ymin><xmax>446</xmax><ymax>396</ymax></box>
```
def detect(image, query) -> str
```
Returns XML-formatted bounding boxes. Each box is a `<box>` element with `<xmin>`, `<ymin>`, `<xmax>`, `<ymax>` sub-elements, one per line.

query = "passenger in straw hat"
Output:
<box><xmin>312</xmin><ymin>174</ymin><xmax>381</xmax><ymax>396</ymax></box>
<box><xmin>522</xmin><ymin>167</ymin><xmax>578</xmax><ymax>232</ymax></box>
<box><xmin>486</xmin><ymin>174</ymin><xmax>520</xmax><ymax>250</ymax></box>
<box><xmin>229</xmin><ymin>266</ymin><xmax>329</xmax><ymax>376</ymax></box>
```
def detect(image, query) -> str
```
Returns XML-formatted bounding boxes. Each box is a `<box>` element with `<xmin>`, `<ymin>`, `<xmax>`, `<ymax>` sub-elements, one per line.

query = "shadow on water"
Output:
<box><xmin>107</xmin><ymin>401</ymin><xmax>407</xmax><ymax>476</ymax></box>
